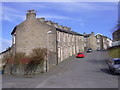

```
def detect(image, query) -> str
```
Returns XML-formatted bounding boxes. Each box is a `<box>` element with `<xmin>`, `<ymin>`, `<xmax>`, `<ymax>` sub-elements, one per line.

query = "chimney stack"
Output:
<box><xmin>84</xmin><ymin>32</ymin><xmax>86</xmax><ymax>35</ymax></box>
<box><xmin>63</xmin><ymin>26</ymin><xmax>71</xmax><ymax>30</ymax></box>
<box><xmin>52</xmin><ymin>23</ymin><xmax>58</xmax><ymax>28</ymax></box>
<box><xmin>26</xmin><ymin>10</ymin><xmax>36</xmax><ymax>20</ymax></box>
<box><xmin>58</xmin><ymin>25</ymin><xmax>64</xmax><ymax>29</ymax></box>
<box><xmin>91</xmin><ymin>32</ymin><xmax>94</xmax><ymax>35</ymax></box>
<box><xmin>45</xmin><ymin>21</ymin><xmax>52</xmax><ymax>26</ymax></box>
<box><xmin>37</xmin><ymin>17</ymin><xmax>45</xmax><ymax>22</ymax></box>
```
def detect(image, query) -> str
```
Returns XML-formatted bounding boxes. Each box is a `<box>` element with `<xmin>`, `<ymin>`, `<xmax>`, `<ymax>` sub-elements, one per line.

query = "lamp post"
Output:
<box><xmin>46</xmin><ymin>30</ymin><xmax>52</xmax><ymax>71</ymax></box>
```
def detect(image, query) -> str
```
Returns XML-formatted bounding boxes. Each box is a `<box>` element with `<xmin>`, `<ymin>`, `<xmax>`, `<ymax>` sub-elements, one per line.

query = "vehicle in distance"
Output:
<box><xmin>76</xmin><ymin>52</ymin><xmax>85</xmax><ymax>58</ymax></box>
<box><xmin>108</xmin><ymin>58</ymin><xmax>120</xmax><ymax>74</ymax></box>
<box><xmin>86</xmin><ymin>48</ymin><xmax>92</xmax><ymax>53</ymax></box>
<box><xmin>97</xmin><ymin>48</ymin><xmax>101</xmax><ymax>51</ymax></box>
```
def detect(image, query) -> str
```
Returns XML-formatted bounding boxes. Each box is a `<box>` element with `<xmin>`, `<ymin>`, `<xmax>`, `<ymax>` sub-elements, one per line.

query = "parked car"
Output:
<box><xmin>108</xmin><ymin>58</ymin><xmax>120</xmax><ymax>74</ymax></box>
<box><xmin>86</xmin><ymin>48</ymin><xmax>92</xmax><ymax>53</ymax></box>
<box><xmin>76</xmin><ymin>52</ymin><xmax>85</xmax><ymax>58</ymax></box>
<box><xmin>97</xmin><ymin>48</ymin><xmax>101</xmax><ymax>51</ymax></box>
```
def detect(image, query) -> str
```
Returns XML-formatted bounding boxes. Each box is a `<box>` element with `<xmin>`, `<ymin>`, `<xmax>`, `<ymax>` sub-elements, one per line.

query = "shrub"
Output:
<box><xmin>24</xmin><ymin>48</ymin><xmax>47</xmax><ymax>75</ymax></box>
<box><xmin>2</xmin><ymin>53</ymin><xmax>13</xmax><ymax>74</ymax></box>
<box><xmin>2</xmin><ymin>48</ymin><xmax>47</xmax><ymax>75</ymax></box>
<box><xmin>13</xmin><ymin>52</ymin><xmax>29</xmax><ymax>65</ymax></box>
<box><xmin>2</xmin><ymin>52</ymin><xmax>29</xmax><ymax>75</ymax></box>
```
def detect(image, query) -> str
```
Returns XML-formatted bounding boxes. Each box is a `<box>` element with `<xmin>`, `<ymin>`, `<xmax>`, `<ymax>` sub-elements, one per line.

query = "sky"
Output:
<box><xmin>1</xmin><ymin>2</ymin><xmax>118</xmax><ymax>52</ymax></box>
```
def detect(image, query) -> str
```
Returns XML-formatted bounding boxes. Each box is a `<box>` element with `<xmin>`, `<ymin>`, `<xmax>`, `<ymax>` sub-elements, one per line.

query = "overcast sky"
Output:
<box><xmin>1</xmin><ymin>2</ymin><xmax>118</xmax><ymax>52</ymax></box>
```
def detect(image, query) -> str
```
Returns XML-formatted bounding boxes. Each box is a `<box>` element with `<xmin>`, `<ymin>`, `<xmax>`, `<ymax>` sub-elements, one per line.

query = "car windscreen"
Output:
<box><xmin>88</xmin><ymin>49</ymin><xmax>91</xmax><ymax>50</ymax></box>
<box><xmin>78</xmin><ymin>53</ymin><xmax>82</xmax><ymax>54</ymax></box>
<box><xmin>114</xmin><ymin>60</ymin><xmax>120</xmax><ymax>64</ymax></box>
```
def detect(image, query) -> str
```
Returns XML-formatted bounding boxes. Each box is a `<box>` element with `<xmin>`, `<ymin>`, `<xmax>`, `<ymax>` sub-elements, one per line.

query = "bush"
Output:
<box><xmin>2</xmin><ymin>52</ymin><xmax>29</xmax><ymax>75</ymax></box>
<box><xmin>2</xmin><ymin>53</ymin><xmax>13</xmax><ymax>74</ymax></box>
<box><xmin>24</xmin><ymin>48</ymin><xmax>47</xmax><ymax>75</ymax></box>
<box><xmin>2</xmin><ymin>48</ymin><xmax>47</xmax><ymax>75</ymax></box>
<box><xmin>13</xmin><ymin>52</ymin><xmax>27</xmax><ymax>65</ymax></box>
<box><xmin>12</xmin><ymin>52</ymin><xmax>30</xmax><ymax>75</ymax></box>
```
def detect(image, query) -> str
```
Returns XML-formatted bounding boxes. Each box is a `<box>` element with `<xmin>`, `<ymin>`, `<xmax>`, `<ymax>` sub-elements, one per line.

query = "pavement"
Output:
<box><xmin>2</xmin><ymin>51</ymin><xmax>119</xmax><ymax>88</ymax></box>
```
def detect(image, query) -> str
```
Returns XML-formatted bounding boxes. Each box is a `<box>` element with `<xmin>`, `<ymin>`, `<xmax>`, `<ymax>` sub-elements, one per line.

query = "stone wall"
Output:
<box><xmin>13</xmin><ymin>16</ymin><xmax>57</xmax><ymax>71</ymax></box>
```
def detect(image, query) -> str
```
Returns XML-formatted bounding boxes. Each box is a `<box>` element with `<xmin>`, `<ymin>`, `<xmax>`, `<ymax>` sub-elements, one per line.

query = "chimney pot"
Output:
<box><xmin>26</xmin><ymin>10</ymin><xmax>36</xmax><ymax>20</ymax></box>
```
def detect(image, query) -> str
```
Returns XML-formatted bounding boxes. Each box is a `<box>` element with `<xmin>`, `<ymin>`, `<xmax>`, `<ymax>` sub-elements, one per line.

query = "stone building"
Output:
<box><xmin>83</xmin><ymin>32</ymin><xmax>97</xmax><ymax>51</ymax></box>
<box><xmin>112</xmin><ymin>29</ymin><xmax>120</xmax><ymax>42</ymax></box>
<box><xmin>9</xmin><ymin>10</ymin><xmax>84</xmax><ymax>71</ymax></box>
<box><xmin>112</xmin><ymin>29</ymin><xmax>120</xmax><ymax>47</ymax></box>
<box><xmin>1</xmin><ymin>10</ymin><xmax>113</xmax><ymax>73</ymax></box>
<box><xmin>0</xmin><ymin>47</ymin><xmax>12</xmax><ymax>71</ymax></box>
<box><xmin>95</xmin><ymin>34</ymin><xmax>103</xmax><ymax>50</ymax></box>
<box><xmin>96</xmin><ymin>34</ymin><xmax>112</xmax><ymax>50</ymax></box>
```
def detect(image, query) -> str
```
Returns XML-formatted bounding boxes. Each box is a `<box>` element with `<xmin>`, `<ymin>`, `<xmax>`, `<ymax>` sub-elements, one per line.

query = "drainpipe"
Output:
<box><xmin>56</xmin><ymin>30</ymin><xmax>58</xmax><ymax>65</ymax></box>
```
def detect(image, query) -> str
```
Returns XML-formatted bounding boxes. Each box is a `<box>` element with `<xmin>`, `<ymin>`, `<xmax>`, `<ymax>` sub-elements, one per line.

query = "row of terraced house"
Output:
<box><xmin>0</xmin><ymin>10</ymin><xmax>112</xmax><ymax>71</ymax></box>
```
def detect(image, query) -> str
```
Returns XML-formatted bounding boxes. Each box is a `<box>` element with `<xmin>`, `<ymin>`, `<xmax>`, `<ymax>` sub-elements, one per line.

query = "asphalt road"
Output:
<box><xmin>2</xmin><ymin>51</ymin><xmax>119</xmax><ymax>88</ymax></box>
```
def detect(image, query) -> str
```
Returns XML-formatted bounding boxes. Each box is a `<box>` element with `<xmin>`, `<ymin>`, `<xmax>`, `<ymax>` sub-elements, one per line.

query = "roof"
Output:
<box><xmin>95</xmin><ymin>33</ymin><xmax>112</xmax><ymax>40</ymax></box>
<box><xmin>10</xmin><ymin>17</ymin><xmax>84</xmax><ymax>36</ymax></box>
<box><xmin>0</xmin><ymin>47</ymin><xmax>11</xmax><ymax>55</ymax></box>
<box><xmin>84</xmin><ymin>34</ymin><xmax>91</xmax><ymax>37</ymax></box>
<box><xmin>102</xmin><ymin>35</ymin><xmax>112</xmax><ymax>40</ymax></box>
<box><xmin>11</xmin><ymin>26</ymin><xmax>17</xmax><ymax>35</ymax></box>
<box><xmin>56</xmin><ymin>28</ymin><xmax>83</xmax><ymax>36</ymax></box>
<box><xmin>95</xmin><ymin>33</ymin><xmax>103</xmax><ymax>36</ymax></box>
<box><xmin>113</xmin><ymin>58</ymin><xmax>120</xmax><ymax>61</ymax></box>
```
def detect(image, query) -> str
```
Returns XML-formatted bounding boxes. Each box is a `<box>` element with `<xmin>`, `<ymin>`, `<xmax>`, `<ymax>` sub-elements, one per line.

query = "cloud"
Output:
<box><xmin>2</xmin><ymin>6</ymin><xmax>25</xmax><ymax>23</ymax></box>
<box><xmin>37</xmin><ymin>14</ymin><xmax>71</xmax><ymax>20</ymax></box>
<box><xmin>2</xmin><ymin>2</ymin><xmax>117</xmax><ymax>23</ymax></box>
<box><xmin>79</xmin><ymin>23</ymin><xmax>84</xmax><ymax>26</ymax></box>
<box><xmin>17</xmin><ymin>2</ymin><xmax>117</xmax><ymax>14</ymax></box>
<box><xmin>1</xmin><ymin>0</ymin><xmax>119</xmax><ymax>2</ymax></box>
<box><xmin>54</xmin><ymin>2</ymin><xmax>117</xmax><ymax>12</ymax></box>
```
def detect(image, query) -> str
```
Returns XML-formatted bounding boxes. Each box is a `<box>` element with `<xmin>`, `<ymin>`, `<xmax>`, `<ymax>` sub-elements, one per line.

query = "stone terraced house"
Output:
<box><xmin>83</xmin><ymin>32</ymin><xmax>98</xmax><ymax>51</ymax></box>
<box><xmin>0</xmin><ymin>10</ymin><xmax>112</xmax><ymax>72</ymax></box>
<box><xmin>96</xmin><ymin>34</ymin><xmax>112</xmax><ymax>50</ymax></box>
<box><xmin>9</xmin><ymin>10</ymin><xmax>84</xmax><ymax>70</ymax></box>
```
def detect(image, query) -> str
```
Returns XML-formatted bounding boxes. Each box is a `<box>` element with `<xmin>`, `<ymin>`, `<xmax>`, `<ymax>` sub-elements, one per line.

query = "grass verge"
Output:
<box><xmin>108</xmin><ymin>47</ymin><xmax>120</xmax><ymax>58</ymax></box>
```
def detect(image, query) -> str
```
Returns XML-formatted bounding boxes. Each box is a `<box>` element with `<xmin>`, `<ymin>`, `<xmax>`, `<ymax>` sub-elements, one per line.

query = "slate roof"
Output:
<box><xmin>56</xmin><ymin>28</ymin><xmax>83</xmax><ymax>36</ymax></box>
<box><xmin>84</xmin><ymin>34</ymin><xmax>91</xmax><ymax>37</ymax></box>
<box><xmin>11</xmin><ymin>18</ymin><xmax>84</xmax><ymax>37</ymax></box>
<box><xmin>11</xmin><ymin>26</ymin><xmax>17</xmax><ymax>35</ymax></box>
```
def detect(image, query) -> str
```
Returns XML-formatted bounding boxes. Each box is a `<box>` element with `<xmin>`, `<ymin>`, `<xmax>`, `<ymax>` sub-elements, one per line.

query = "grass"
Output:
<box><xmin>109</xmin><ymin>47</ymin><xmax>120</xmax><ymax>58</ymax></box>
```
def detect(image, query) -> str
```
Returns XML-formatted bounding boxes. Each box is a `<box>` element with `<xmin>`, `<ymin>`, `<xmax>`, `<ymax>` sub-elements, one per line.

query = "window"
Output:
<box><xmin>13</xmin><ymin>34</ymin><xmax>16</xmax><ymax>44</ymax></box>
<box><xmin>58</xmin><ymin>32</ymin><xmax>60</xmax><ymax>42</ymax></box>
<box><xmin>63</xmin><ymin>33</ymin><xmax>65</xmax><ymax>42</ymax></box>
<box><xmin>84</xmin><ymin>38</ymin><xmax>87</xmax><ymax>42</ymax></box>
<box><xmin>72</xmin><ymin>35</ymin><xmax>74</xmax><ymax>42</ymax></box>
<box><xmin>114</xmin><ymin>60</ymin><xmax>120</xmax><ymax>64</ymax></box>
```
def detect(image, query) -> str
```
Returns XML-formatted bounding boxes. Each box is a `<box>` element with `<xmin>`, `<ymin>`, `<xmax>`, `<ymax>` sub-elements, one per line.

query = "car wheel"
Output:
<box><xmin>113</xmin><ymin>71</ymin><xmax>117</xmax><ymax>75</ymax></box>
<box><xmin>111</xmin><ymin>68</ymin><xmax>117</xmax><ymax>75</ymax></box>
<box><xmin>109</xmin><ymin>66</ymin><xmax>112</xmax><ymax>71</ymax></box>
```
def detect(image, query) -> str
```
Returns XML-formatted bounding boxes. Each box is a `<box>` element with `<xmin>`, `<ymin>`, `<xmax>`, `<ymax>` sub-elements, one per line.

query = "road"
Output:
<box><xmin>2</xmin><ymin>51</ymin><xmax>119</xmax><ymax>88</ymax></box>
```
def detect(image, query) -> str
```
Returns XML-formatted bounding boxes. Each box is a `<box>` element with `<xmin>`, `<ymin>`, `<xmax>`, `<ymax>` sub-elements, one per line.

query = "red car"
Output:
<box><xmin>76</xmin><ymin>52</ymin><xmax>85</xmax><ymax>58</ymax></box>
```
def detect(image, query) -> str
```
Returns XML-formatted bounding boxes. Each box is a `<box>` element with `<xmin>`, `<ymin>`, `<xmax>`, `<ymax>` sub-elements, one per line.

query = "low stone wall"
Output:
<box><xmin>3</xmin><ymin>63</ymin><xmax>44</xmax><ymax>75</ymax></box>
